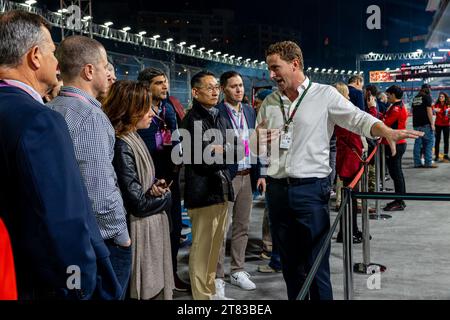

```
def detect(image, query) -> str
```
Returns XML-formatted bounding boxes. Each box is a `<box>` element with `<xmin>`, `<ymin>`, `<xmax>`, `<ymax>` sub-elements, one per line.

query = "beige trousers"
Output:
<box><xmin>216</xmin><ymin>174</ymin><xmax>253</xmax><ymax>278</ymax></box>
<box><xmin>188</xmin><ymin>202</ymin><xmax>228</xmax><ymax>300</ymax></box>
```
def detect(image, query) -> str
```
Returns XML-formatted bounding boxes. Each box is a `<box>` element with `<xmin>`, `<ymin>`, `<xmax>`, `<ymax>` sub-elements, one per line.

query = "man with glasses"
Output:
<box><xmin>181</xmin><ymin>71</ymin><xmax>235</xmax><ymax>300</ymax></box>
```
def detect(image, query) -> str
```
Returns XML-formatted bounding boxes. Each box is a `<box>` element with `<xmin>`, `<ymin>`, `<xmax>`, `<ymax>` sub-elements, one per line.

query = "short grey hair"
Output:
<box><xmin>0</xmin><ymin>10</ymin><xmax>52</xmax><ymax>67</ymax></box>
<box><xmin>56</xmin><ymin>35</ymin><xmax>105</xmax><ymax>81</ymax></box>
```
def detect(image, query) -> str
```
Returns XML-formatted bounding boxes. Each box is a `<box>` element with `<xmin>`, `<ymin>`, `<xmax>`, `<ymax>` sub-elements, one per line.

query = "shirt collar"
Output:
<box><xmin>224</xmin><ymin>101</ymin><xmax>241</xmax><ymax>115</ymax></box>
<box><xmin>1</xmin><ymin>79</ymin><xmax>44</xmax><ymax>104</ymax></box>
<box><xmin>297</xmin><ymin>77</ymin><xmax>310</xmax><ymax>93</ymax></box>
<box><xmin>60</xmin><ymin>86</ymin><xmax>102</xmax><ymax>109</ymax></box>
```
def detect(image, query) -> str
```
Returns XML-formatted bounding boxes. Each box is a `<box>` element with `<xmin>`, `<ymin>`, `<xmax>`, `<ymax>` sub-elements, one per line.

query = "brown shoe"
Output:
<box><xmin>424</xmin><ymin>164</ymin><xmax>438</xmax><ymax>168</ymax></box>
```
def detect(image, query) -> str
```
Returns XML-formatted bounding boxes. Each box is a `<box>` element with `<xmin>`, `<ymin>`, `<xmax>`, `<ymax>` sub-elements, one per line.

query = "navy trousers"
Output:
<box><xmin>266</xmin><ymin>177</ymin><xmax>333</xmax><ymax>300</ymax></box>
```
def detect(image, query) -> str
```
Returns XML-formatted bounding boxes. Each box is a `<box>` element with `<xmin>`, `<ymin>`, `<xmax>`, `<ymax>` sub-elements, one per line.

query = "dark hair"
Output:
<box><xmin>365</xmin><ymin>84</ymin><xmax>378</xmax><ymax>96</ymax></box>
<box><xmin>265</xmin><ymin>41</ymin><xmax>304</xmax><ymax>71</ymax></box>
<box><xmin>0</xmin><ymin>10</ymin><xmax>52</xmax><ymax>67</ymax></box>
<box><xmin>137</xmin><ymin>67</ymin><xmax>166</xmax><ymax>85</ymax></box>
<box><xmin>220</xmin><ymin>71</ymin><xmax>242</xmax><ymax>87</ymax></box>
<box><xmin>419</xmin><ymin>87</ymin><xmax>431</xmax><ymax>96</ymax></box>
<box><xmin>56</xmin><ymin>35</ymin><xmax>105</xmax><ymax>81</ymax></box>
<box><xmin>386</xmin><ymin>85</ymin><xmax>403</xmax><ymax>99</ymax></box>
<box><xmin>348</xmin><ymin>75</ymin><xmax>364</xmax><ymax>85</ymax></box>
<box><xmin>103</xmin><ymin>80</ymin><xmax>152</xmax><ymax>136</ymax></box>
<box><xmin>436</xmin><ymin>91</ymin><xmax>450</xmax><ymax>105</ymax></box>
<box><xmin>191</xmin><ymin>70</ymin><xmax>216</xmax><ymax>88</ymax></box>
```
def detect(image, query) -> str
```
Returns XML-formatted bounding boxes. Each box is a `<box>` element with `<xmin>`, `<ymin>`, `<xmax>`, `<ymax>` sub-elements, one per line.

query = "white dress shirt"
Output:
<box><xmin>256</xmin><ymin>77</ymin><xmax>381</xmax><ymax>179</ymax></box>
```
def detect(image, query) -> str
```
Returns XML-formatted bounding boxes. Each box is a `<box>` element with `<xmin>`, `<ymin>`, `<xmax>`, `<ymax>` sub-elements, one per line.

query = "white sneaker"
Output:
<box><xmin>211</xmin><ymin>294</ymin><xmax>234</xmax><ymax>300</ymax></box>
<box><xmin>215</xmin><ymin>279</ymin><xmax>225</xmax><ymax>298</ymax></box>
<box><xmin>230</xmin><ymin>271</ymin><xmax>256</xmax><ymax>290</ymax></box>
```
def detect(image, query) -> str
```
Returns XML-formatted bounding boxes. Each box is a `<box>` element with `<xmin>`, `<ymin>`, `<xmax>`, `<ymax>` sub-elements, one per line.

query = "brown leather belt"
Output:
<box><xmin>236</xmin><ymin>169</ymin><xmax>251</xmax><ymax>176</ymax></box>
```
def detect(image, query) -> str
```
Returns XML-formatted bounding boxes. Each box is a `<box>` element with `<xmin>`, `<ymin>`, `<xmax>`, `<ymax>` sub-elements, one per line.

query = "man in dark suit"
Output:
<box><xmin>214</xmin><ymin>71</ymin><xmax>263</xmax><ymax>298</ymax></box>
<box><xmin>0</xmin><ymin>10</ymin><xmax>120</xmax><ymax>300</ymax></box>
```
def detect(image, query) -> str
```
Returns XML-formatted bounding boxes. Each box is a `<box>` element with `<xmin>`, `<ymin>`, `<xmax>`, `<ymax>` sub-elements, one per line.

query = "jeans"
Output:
<box><xmin>435</xmin><ymin>125</ymin><xmax>450</xmax><ymax>158</ymax></box>
<box><xmin>413</xmin><ymin>125</ymin><xmax>434</xmax><ymax>166</ymax></box>
<box><xmin>385</xmin><ymin>143</ymin><xmax>407</xmax><ymax>200</ymax></box>
<box><xmin>266</xmin><ymin>177</ymin><xmax>333</xmax><ymax>300</ymax></box>
<box><xmin>105</xmin><ymin>240</ymin><xmax>132</xmax><ymax>300</ymax></box>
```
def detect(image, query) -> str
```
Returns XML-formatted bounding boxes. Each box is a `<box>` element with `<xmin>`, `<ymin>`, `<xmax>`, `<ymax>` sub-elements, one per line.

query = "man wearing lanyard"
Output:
<box><xmin>0</xmin><ymin>11</ymin><xmax>120</xmax><ymax>299</ymax></box>
<box><xmin>256</xmin><ymin>41</ymin><xmax>423</xmax><ymax>300</ymax></box>
<box><xmin>47</xmin><ymin>35</ymin><xmax>131</xmax><ymax>299</ymax></box>
<box><xmin>214</xmin><ymin>71</ymin><xmax>262</xmax><ymax>297</ymax></box>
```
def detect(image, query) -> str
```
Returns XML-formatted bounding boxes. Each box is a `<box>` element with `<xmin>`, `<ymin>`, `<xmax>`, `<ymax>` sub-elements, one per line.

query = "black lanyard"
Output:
<box><xmin>279</xmin><ymin>81</ymin><xmax>312</xmax><ymax>132</ymax></box>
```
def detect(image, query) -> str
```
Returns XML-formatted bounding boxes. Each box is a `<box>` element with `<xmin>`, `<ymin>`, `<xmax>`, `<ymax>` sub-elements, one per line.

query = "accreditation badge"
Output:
<box><xmin>280</xmin><ymin>126</ymin><xmax>293</xmax><ymax>150</ymax></box>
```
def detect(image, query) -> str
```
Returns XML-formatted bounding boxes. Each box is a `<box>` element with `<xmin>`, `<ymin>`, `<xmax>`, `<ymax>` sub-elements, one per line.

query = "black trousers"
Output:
<box><xmin>266</xmin><ymin>177</ymin><xmax>333</xmax><ymax>300</ymax></box>
<box><xmin>385</xmin><ymin>143</ymin><xmax>406</xmax><ymax>201</ymax></box>
<box><xmin>435</xmin><ymin>125</ymin><xmax>450</xmax><ymax>157</ymax></box>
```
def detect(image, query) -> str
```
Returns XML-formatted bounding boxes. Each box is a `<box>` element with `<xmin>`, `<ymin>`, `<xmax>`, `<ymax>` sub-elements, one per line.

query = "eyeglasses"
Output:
<box><xmin>195</xmin><ymin>85</ymin><xmax>220</xmax><ymax>93</ymax></box>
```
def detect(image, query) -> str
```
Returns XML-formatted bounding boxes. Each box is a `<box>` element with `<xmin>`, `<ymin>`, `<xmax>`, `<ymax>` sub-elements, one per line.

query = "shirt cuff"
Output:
<box><xmin>114</xmin><ymin>229</ymin><xmax>131</xmax><ymax>246</ymax></box>
<box><xmin>366</xmin><ymin>119</ymin><xmax>383</xmax><ymax>139</ymax></box>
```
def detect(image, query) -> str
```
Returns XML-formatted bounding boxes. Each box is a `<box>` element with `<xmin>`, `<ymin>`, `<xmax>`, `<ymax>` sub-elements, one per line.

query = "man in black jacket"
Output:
<box><xmin>181</xmin><ymin>71</ymin><xmax>234</xmax><ymax>300</ymax></box>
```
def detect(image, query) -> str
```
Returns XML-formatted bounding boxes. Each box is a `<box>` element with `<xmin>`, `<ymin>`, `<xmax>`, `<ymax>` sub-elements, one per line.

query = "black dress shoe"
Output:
<box><xmin>174</xmin><ymin>274</ymin><xmax>191</xmax><ymax>292</ymax></box>
<box><xmin>383</xmin><ymin>202</ymin><xmax>404</xmax><ymax>212</ymax></box>
<box><xmin>336</xmin><ymin>232</ymin><xmax>370</xmax><ymax>244</ymax></box>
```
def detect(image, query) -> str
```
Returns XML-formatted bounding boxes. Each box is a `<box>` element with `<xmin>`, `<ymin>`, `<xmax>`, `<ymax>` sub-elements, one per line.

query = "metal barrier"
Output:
<box><xmin>298</xmin><ymin>141</ymin><xmax>450</xmax><ymax>300</ymax></box>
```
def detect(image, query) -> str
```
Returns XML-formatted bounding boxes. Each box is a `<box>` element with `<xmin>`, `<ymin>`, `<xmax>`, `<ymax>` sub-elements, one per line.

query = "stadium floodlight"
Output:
<box><xmin>341</xmin><ymin>70</ymin><xmax>345</xmax><ymax>74</ymax></box>
<box><xmin>334</xmin><ymin>70</ymin><xmax>339</xmax><ymax>74</ymax></box>
<box><xmin>152</xmin><ymin>35</ymin><xmax>160</xmax><ymax>40</ymax></box>
<box><xmin>122</xmin><ymin>27</ymin><xmax>131</xmax><ymax>32</ymax></box>
<box><xmin>222</xmin><ymin>54</ymin><xmax>229</xmax><ymax>58</ymax></box>
<box><xmin>165</xmin><ymin>38</ymin><xmax>173</xmax><ymax>43</ymax></box>
<box><xmin>189</xmin><ymin>44</ymin><xmax>196</xmax><ymax>49</ymax></box>
<box><xmin>447</xmin><ymin>38</ymin><xmax>450</xmax><ymax>42</ymax></box>
<box><xmin>237</xmin><ymin>56</ymin><xmax>242</xmax><ymax>60</ymax></box>
<box><xmin>229</xmin><ymin>55</ymin><xmax>235</xmax><ymax>59</ymax></box>
<box><xmin>82</xmin><ymin>15</ymin><xmax>92</xmax><ymax>21</ymax></box>
<box><xmin>321</xmin><ymin>68</ymin><xmax>326</xmax><ymax>72</ymax></box>
<box><xmin>215</xmin><ymin>51</ymin><xmax>221</xmax><ymax>55</ymax></box>
<box><xmin>327</xmin><ymin>69</ymin><xmax>332</xmax><ymax>73</ymax></box>
<box><xmin>416</xmin><ymin>49</ymin><xmax>423</xmax><ymax>53</ymax></box>
<box><xmin>314</xmin><ymin>68</ymin><xmax>319</xmax><ymax>72</ymax></box>
<box><xmin>348</xmin><ymin>71</ymin><xmax>353</xmax><ymax>74</ymax></box>
<box><xmin>307</xmin><ymin>67</ymin><xmax>312</xmax><ymax>71</ymax></box>
<box><xmin>138</xmin><ymin>31</ymin><xmax>147</xmax><ymax>36</ymax></box>
<box><xmin>353</xmin><ymin>71</ymin><xmax>358</xmax><ymax>75</ymax></box>
<box><xmin>207</xmin><ymin>49</ymin><xmax>213</xmax><ymax>54</ymax></box>
<box><xmin>385</xmin><ymin>68</ymin><xmax>390</xmax><ymax>71</ymax></box>
<box><xmin>359</xmin><ymin>71</ymin><xmax>364</xmax><ymax>74</ymax></box>
<box><xmin>25</xmin><ymin>0</ymin><xmax>36</xmax><ymax>5</ymax></box>
<box><xmin>245</xmin><ymin>58</ymin><xmax>251</xmax><ymax>62</ymax></box>
<box><xmin>178</xmin><ymin>42</ymin><xmax>186</xmax><ymax>46</ymax></box>
<box><xmin>104</xmin><ymin>21</ymin><xmax>113</xmax><ymax>27</ymax></box>
<box><xmin>253</xmin><ymin>60</ymin><xmax>258</xmax><ymax>63</ymax></box>
<box><xmin>198</xmin><ymin>47</ymin><xmax>205</xmax><ymax>51</ymax></box>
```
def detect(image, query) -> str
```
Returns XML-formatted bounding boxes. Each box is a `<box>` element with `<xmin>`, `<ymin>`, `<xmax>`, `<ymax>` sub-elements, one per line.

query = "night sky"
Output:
<box><xmin>37</xmin><ymin>0</ymin><xmax>435</xmax><ymax>70</ymax></box>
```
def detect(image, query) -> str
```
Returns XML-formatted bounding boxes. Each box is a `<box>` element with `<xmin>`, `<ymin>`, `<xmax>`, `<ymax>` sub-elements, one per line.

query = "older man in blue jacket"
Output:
<box><xmin>0</xmin><ymin>10</ymin><xmax>120</xmax><ymax>300</ymax></box>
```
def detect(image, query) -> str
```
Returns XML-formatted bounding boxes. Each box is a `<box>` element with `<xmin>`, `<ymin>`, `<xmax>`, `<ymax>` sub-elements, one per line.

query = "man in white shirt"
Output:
<box><xmin>256</xmin><ymin>41</ymin><xmax>423</xmax><ymax>300</ymax></box>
